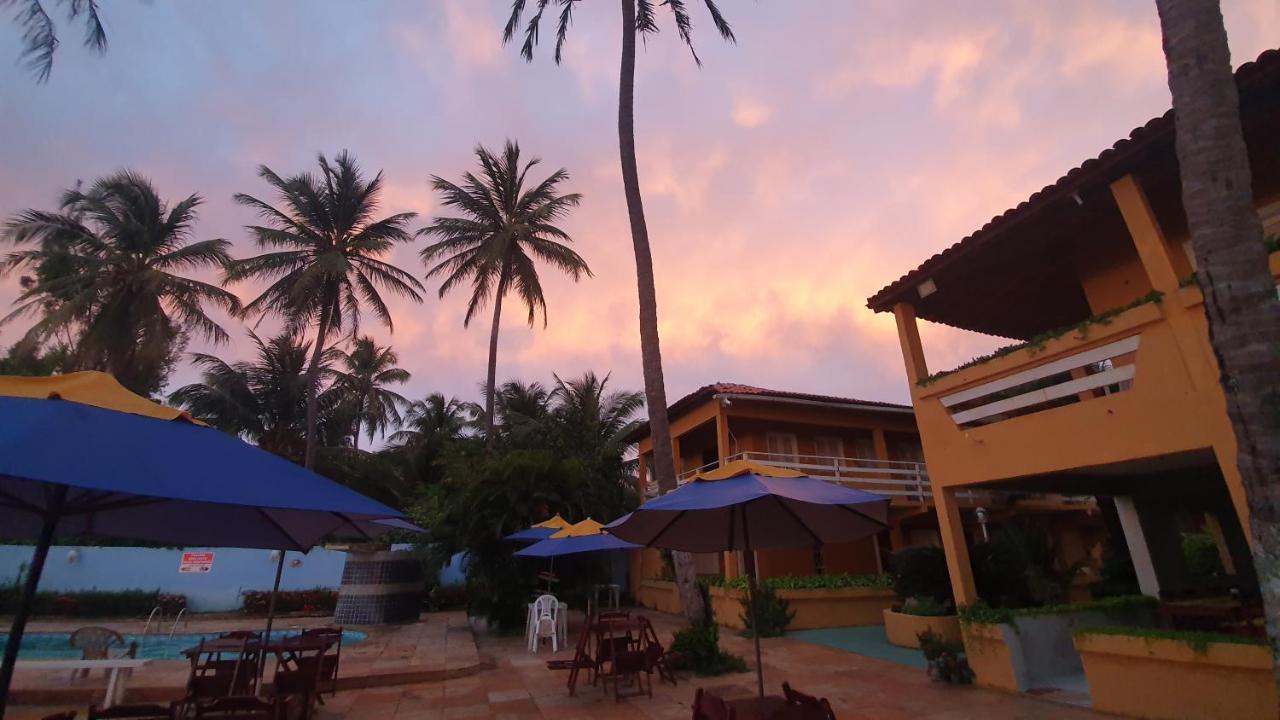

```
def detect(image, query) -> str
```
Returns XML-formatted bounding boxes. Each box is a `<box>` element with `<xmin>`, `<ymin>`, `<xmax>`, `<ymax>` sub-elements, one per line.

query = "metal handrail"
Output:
<box><xmin>167</xmin><ymin>608</ymin><xmax>188</xmax><ymax>641</ymax></box>
<box><xmin>141</xmin><ymin>606</ymin><xmax>163</xmax><ymax>641</ymax></box>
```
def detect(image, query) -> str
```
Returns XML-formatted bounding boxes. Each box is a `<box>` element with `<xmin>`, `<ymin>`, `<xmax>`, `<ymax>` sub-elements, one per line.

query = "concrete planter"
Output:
<box><xmin>960</xmin><ymin>623</ymin><xmax>1021</xmax><ymax>692</ymax></box>
<box><xmin>334</xmin><ymin>549</ymin><xmax>424</xmax><ymax>625</ymax></box>
<box><xmin>1074</xmin><ymin>633</ymin><xmax>1278</xmax><ymax>720</ymax></box>
<box><xmin>636</xmin><ymin>579</ymin><xmax>682</xmax><ymax>615</ymax></box>
<box><xmin>883</xmin><ymin>609</ymin><xmax>961</xmax><ymax>649</ymax></box>
<box><xmin>707</xmin><ymin>585</ymin><xmax>895</xmax><ymax>631</ymax></box>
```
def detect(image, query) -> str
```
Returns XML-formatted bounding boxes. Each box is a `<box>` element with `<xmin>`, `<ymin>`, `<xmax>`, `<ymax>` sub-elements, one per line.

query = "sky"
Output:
<box><xmin>1</xmin><ymin>0</ymin><xmax>1278</xmax><ymax>416</ymax></box>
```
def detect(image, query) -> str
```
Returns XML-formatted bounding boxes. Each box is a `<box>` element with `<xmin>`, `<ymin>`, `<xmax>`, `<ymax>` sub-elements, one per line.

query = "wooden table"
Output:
<box><xmin>19</xmin><ymin>658</ymin><xmax>151</xmax><ymax>708</ymax></box>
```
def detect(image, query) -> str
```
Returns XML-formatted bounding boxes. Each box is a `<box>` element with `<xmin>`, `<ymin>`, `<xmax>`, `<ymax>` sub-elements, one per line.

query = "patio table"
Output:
<box><xmin>19</xmin><ymin>658</ymin><xmax>151</xmax><ymax>709</ymax></box>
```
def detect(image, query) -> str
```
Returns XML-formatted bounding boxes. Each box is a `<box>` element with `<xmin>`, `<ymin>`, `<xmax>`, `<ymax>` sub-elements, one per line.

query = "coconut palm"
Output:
<box><xmin>226</xmin><ymin>151</ymin><xmax>426</xmax><ymax>469</ymax></box>
<box><xmin>331</xmin><ymin>336</ymin><xmax>411</xmax><ymax>450</ymax></box>
<box><xmin>389</xmin><ymin>393</ymin><xmax>473</xmax><ymax>485</ymax></box>
<box><xmin>6</xmin><ymin>0</ymin><xmax>107</xmax><ymax>82</ymax></box>
<box><xmin>419</xmin><ymin>140</ymin><xmax>590</xmax><ymax>444</ymax></box>
<box><xmin>1154</xmin><ymin>0</ymin><xmax>1280</xmax><ymax>684</ymax></box>
<box><xmin>169</xmin><ymin>331</ymin><xmax>337</xmax><ymax>460</ymax></box>
<box><xmin>503</xmin><ymin>0</ymin><xmax>734</xmax><ymax>621</ymax></box>
<box><xmin>1</xmin><ymin>171</ymin><xmax>241</xmax><ymax>396</ymax></box>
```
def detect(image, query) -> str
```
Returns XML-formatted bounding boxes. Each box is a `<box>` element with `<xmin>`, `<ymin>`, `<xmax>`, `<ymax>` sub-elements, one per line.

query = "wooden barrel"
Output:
<box><xmin>334</xmin><ymin>549</ymin><xmax>424</xmax><ymax>624</ymax></box>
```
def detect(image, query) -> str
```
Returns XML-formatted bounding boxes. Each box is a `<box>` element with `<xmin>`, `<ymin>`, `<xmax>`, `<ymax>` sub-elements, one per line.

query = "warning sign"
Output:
<box><xmin>179</xmin><ymin>551</ymin><xmax>215</xmax><ymax>574</ymax></box>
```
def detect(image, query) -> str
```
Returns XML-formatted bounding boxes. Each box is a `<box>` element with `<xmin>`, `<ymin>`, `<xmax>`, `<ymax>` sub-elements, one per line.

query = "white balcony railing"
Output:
<box><xmin>671</xmin><ymin>450</ymin><xmax>932</xmax><ymax>502</ymax></box>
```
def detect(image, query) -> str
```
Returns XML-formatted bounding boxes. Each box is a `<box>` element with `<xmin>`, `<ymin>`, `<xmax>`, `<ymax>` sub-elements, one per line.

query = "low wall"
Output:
<box><xmin>1076</xmin><ymin>633</ymin><xmax>1278</xmax><ymax>720</ymax></box>
<box><xmin>0</xmin><ymin>545</ymin><xmax>349</xmax><ymax>613</ymax></box>
<box><xmin>641</xmin><ymin>581</ymin><xmax>894</xmax><ymax>631</ymax></box>
<box><xmin>882</xmin><ymin>609</ymin><xmax>961</xmax><ymax>649</ymax></box>
<box><xmin>635</xmin><ymin>579</ymin><xmax>682</xmax><ymax>616</ymax></box>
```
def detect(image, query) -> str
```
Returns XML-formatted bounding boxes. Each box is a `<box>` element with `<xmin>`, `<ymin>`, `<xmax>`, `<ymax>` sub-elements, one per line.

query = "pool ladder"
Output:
<box><xmin>168</xmin><ymin>609</ymin><xmax>188</xmax><ymax>641</ymax></box>
<box><xmin>141</xmin><ymin>606</ymin><xmax>164</xmax><ymax>640</ymax></box>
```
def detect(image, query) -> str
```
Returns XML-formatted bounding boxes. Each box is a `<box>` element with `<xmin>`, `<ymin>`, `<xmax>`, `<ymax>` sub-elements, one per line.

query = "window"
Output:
<box><xmin>813</xmin><ymin>436</ymin><xmax>844</xmax><ymax>466</ymax></box>
<box><xmin>765</xmin><ymin>432</ymin><xmax>799</xmax><ymax>462</ymax></box>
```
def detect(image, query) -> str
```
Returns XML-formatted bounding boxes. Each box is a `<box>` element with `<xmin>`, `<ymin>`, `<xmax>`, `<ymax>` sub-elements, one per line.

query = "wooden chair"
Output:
<box><xmin>69</xmin><ymin>627</ymin><xmax>137</xmax><ymax>678</ymax></box>
<box><xmin>184</xmin><ymin>638</ymin><xmax>258</xmax><ymax>703</ymax></box>
<box><xmin>299</xmin><ymin>627</ymin><xmax>343</xmax><ymax>698</ymax></box>
<box><xmin>545</xmin><ymin>622</ymin><xmax>596</xmax><ymax>696</ymax></box>
<box><xmin>608</xmin><ymin>648</ymin><xmax>651</xmax><ymax>702</ymax></box>
<box><xmin>692</xmin><ymin>688</ymin><xmax>736</xmax><ymax>720</ymax></box>
<box><xmin>88</xmin><ymin>703</ymin><xmax>173</xmax><ymax>719</ymax></box>
<box><xmin>782</xmin><ymin>682</ymin><xmax>837</xmax><ymax>719</ymax></box>
<box><xmin>637</xmin><ymin>616</ymin><xmax>677</xmax><ymax>686</ymax></box>
<box><xmin>39</xmin><ymin>712</ymin><xmax>77</xmax><ymax>720</ymax></box>
<box><xmin>272</xmin><ymin>641</ymin><xmax>327</xmax><ymax>720</ymax></box>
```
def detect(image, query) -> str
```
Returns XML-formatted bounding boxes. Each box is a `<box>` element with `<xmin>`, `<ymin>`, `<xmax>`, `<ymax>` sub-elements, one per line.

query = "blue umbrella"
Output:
<box><xmin>0</xmin><ymin>375</ymin><xmax>409</xmax><ymax>717</ymax></box>
<box><xmin>514</xmin><ymin>532</ymin><xmax>639</xmax><ymax>557</ymax></box>
<box><xmin>606</xmin><ymin>460</ymin><xmax>889</xmax><ymax>699</ymax></box>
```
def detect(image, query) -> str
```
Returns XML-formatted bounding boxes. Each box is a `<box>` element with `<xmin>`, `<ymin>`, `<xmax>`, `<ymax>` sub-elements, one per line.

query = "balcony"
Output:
<box><xmin>672</xmin><ymin>450</ymin><xmax>932</xmax><ymax>503</ymax></box>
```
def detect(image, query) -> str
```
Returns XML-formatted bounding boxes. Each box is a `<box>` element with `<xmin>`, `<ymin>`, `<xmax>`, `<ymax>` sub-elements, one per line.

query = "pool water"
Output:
<box><xmin>0</xmin><ymin>629</ymin><xmax>367</xmax><ymax>661</ymax></box>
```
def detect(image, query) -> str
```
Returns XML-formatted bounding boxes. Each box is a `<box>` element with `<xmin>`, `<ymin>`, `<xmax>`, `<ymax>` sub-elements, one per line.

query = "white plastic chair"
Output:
<box><xmin>529</xmin><ymin>594</ymin><xmax>559</xmax><ymax>653</ymax></box>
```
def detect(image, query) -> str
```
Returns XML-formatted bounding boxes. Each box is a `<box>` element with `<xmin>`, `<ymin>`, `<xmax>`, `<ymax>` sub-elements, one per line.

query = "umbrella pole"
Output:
<box><xmin>257</xmin><ymin>550</ymin><xmax>286</xmax><ymax>692</ymax></box>
<box><xmin>0</xmin><ymin>485</ymin><xmax>66</xmax><ymax>720</ymax></box>
<box><xmin>741</xmin><ymin>511</ymin><xmax>765</xmax><ymax>700</ymax></box>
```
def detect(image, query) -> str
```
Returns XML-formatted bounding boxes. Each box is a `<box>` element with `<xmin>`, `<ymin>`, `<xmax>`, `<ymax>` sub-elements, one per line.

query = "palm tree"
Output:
<box><xmin>420</xmin><ymin>140</ymin><xmax>590</xmax><ymax>444</ymax></box>
<box><xmin>1</xmin><ymin>171</ymin><xmax>241</xmax><ymax>396</ymax></box>
<box><xmin>331</xmin><ymin>336</ymin><xmax>411</xmax><ymax>450</ymax></box>
<box><xmin>169</xmin><ymin>331</ymin><xmax>336</xmax><ymax>459</ymax></box>
<box><xmin>1154</xmin><ymin>0</ymin><xmax>1280</xmax><ymax>686</ymax></box>
<box><xmin>551</xmin><ymin>371</ymin><xmax>644</xmax><ymax>458</ymax></box>
<box><xmin>6</xmin><ymin>0</ymin><xmax>107</xmax><ymax>82</ymax></box>
<box><xmin>495</xmin><ymin>379</ymin><xmax>554</xmax><ymax>447</ymax></box>
<box><xmin>503</xmin><ymin>0</ymin><xmax>734</xmax><ymax>622</ymax></box>
<box><xmin>389</xmin><ymin>393</ymin><xmax>473</xmax><ymax>485</ymax></box>
<box><xmin>226</xmin><ymin>151</ymin><xmax>426</xmax><ymax>469</ymax></box>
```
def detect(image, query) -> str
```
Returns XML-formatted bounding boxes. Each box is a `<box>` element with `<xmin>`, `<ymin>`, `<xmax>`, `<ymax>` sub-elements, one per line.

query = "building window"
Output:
<box><xmin>765</xmin><ymin>432</ymin><xmax>799</xmax><ymax>462</ymax></box>
<box><xmin>813</xmin><ymin>436</ymin><xmax>844</xmax><ymax>465</ymax></box>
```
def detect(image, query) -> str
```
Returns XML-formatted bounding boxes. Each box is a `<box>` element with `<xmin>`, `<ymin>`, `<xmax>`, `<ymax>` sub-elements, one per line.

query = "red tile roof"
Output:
<box><xmin>865</xmin><ymin>47</ymin><xmax>1280</xmax><ymax>319</ymax></box>
<box><xmin>624</xmin><ymin>382</ymin><xmax>912</xmax><ymax>444</ymax></box>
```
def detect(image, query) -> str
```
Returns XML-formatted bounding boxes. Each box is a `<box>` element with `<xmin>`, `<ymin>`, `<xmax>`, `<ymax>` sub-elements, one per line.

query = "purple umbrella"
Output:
<box><xmin>606</xmin><ymin>460</ymin><xmax>889</xmax><ymax>699</ymax></box>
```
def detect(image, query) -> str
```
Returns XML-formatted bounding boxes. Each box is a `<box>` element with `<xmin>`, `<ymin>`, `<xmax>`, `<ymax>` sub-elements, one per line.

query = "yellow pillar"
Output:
<box><xmin>671</xmin><ymin>434</ymin><xmax>683</xmax><ymax>479</ymax></box>
<box><xmin>935</xmin><ymin>487</ymin><xmax>978</xmax><ymax>605</ymax></box>
<box><xmin>716</xmin><ymin>402</ymin><xmax>737</xmax><ymax>578</ymax></box>
<box><xmin>892</xmin><ymin>303</ymin><xmax>929</xmax><ymax>386</ymax></box>
<box><xmin>1213</xmin><ymin>443</ymin><xmax>1253</xmax><ymax>543</ymax></box>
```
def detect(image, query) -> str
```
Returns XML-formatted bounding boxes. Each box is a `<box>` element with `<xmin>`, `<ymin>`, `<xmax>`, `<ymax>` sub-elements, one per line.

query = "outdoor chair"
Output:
<box><xmin>184</xmin><ymin>638</ymin><xmax>258</xmax><ymax>703</ymax></box>
<box><xmin>545</xmin><ymin>621</ymin><xmax>596</xmax><ymax>696</ymax></box>
<box><xmin>637</xmin><ymin>616</ymin><xmax>677</xmax><ymax>686</ymax></box>
<box><xmin>39</xmin><ymin>713</ymin><xmax>77</xmax><ymax>720</ymax></box>
<box><xmin>528</xmin><ymin>594</ymin><xmax>560</xmax><ymax>653</ymax></box>
<box><xmin>271</xmin><ymin>641</ymin><xmax>327</xmax><ymax>720</ymax></box>
<box><xmin>69</xmin><ymin>627</ymin><xmax>137</xmax><ymax>678</ymax></box>
<box><xmin>218</xmin><ymin>631</ymin><xmax>263</xmax><ymax>642</ymax></box>
<box><xmin>190</xmin><ymin>696</ymin><xmax>275</xmax><ymax>720</ymax></box>
<box><xmin>691</xmin><ymin>688</ymin><xmax>736</xmax><ymax>720</ymax></box>
<box><xmin>606</xmin><ymin>648</ymin><xmax>652</xmax><ymax>702</ymax></box>
<box><xmin>782</xmin><ymin>682</ymin><xmax>837</xmax><ymax>720</ymax></box>
<box><xmin>88</xmin><ymin>703</ymin><xmax>174</xmax><ymax>719</ymax></box>
<box><xmin>298</xmin><ymin>626</ymin><xmax>344</xmax><ymax>698</ymax></box>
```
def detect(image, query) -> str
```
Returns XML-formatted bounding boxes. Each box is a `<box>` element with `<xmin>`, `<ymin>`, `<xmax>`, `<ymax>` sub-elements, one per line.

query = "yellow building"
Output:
<box><xmin>627</xmin><ymin>382</ymin><xmax>1100</xmax><ymax>585</ymax></box>
<box><xmin>866</xmin><ymin>48</ymin><xmax>1280</xmax><ymax>606</ymax></box>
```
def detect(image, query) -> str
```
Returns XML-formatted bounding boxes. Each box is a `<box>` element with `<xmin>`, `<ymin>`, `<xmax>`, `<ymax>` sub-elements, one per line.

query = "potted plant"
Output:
<box><xmin>883</xmin><ymin>546</ymin><xmax>961</xmax><ymax>648</ymax></box>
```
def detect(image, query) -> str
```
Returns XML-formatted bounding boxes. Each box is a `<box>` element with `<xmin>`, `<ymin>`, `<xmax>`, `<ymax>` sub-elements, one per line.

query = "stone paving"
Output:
<box><xmin>9</xmin><ymin>610</ymin><xmax>1111</xmax><ymax>719</ymax></box>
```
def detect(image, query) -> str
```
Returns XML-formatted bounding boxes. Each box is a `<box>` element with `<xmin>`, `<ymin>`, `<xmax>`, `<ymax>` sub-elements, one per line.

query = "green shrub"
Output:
<box><xmin>960</xmin><ymin>595</ymin><xmax>1158</xmax><ymax>625</ymax></box>
<box><xmin>1074</xmin><ymin>625</ymin><xmax>1268</xmax><ymax>654</ymax></box>
<box><xmin>667</xmin><ymin>621</ymin><xmax>748</xmax><ymax>676</ymax></box>
<box><xmin>427</xmin><ymin>584</ymin><xmax>468</xmax><ymax>611</ymax></box>
<box><xmin>240</xmin><ymin>588</ymin><xmax>337</xmax><ymax>615</ymax></box>
<box><xmin>739</xmin><ymin>584</ymin><xmax>795</xmax><ymax>638</ymax></box>
<box><xmin>1182</xmin><ymin>532</ymin><xmax>1224</xmax><ymax>581</ymax></box>
<box><xmin>892</xmin><ymin>546</ymin><xmax>952</xmax><ymax>605</ymax></box>
<box><xmin>899</xmin><ymin>595</ymin><xmax>952</xmax><ymax>617</ymax></box>
<box><xmin>0</xmin><ymin>587</ymin><xmax>186</xmax><ymax>618</ymax></box>
<box><xmin>972</xmin><ymin>526</ymin><xmax>1080</xmax><ymax>608</ymax></box>
<box><xmin>918</xmin><ymin>630</ymin><xmax>974</xmax><ymax>684</ymax></box>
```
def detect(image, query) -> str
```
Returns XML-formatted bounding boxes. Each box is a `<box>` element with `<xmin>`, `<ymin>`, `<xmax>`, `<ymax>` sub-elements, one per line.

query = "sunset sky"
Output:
<box><xmin>2</xmin><ymin>1</ymin><xmax>1278</xmax><ymax>416</ymax></box>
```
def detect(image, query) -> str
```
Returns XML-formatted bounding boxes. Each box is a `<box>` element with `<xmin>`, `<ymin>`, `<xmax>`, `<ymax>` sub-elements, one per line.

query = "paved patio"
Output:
<box><xmin>9</xmin><ymin>610</ymin><xmax>1111</xmax><ymax>719</ymax></box>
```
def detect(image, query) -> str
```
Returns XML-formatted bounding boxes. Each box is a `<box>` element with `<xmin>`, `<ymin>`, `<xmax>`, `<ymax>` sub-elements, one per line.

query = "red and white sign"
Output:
<box><xmin>178</xmin><ymin>551</ymin><xmax>215</xmax><ymax>574</ymax></box>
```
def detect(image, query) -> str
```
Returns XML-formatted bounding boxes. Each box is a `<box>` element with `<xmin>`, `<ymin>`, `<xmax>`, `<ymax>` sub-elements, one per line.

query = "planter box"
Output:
<box><xmin>883</xmin><ymin>609</ymin><xmax>960</xmax><ymax>649</ymax></box>
<box><xmin>1075</xmin><ymin>633</ymin><xmax>1278</xmax><ymax>720</ymax></box>
<box><xmin>636</xmin><ymin>579</ymin><xmax>682</xmax><ymax>615</ymax></box>
<box><xmin>961</xmin><ymin>623</ymin><xmax>1021</xmax><ymax>692</ymax></box>
<box><xmin>707</xmin><ymin>585</ymin><xmax>895</xmax><ymax>631</ymax></box>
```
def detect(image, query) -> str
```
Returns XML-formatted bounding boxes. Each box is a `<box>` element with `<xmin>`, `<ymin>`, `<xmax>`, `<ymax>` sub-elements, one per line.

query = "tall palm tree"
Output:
<box><xmin>331</xmin><ymin>336</ymin><xmax>411</xmax><ymax>450</ymax></box>
<box><xmin>169</xmin><ymin>331</ymin><xmax>337</xmax><ymax>460</ymax></box>
<box><xmin>551</xmin><ymin>371</ymin><xmax>644</xmax><ymax>456</ymax></box>
<box><xmin>1</xmin><ymin>171</ymin><xmax>241</xmax><ymax>396</ymax></box>
<box><xmin>226</xmin><ymin>151</ymin><xmax>426</xmax><ymax>469</ymax></box>
<box><xmin>6</xmin><ymin>0</ymin><xmax>107</xmax><ymax>82</ymax></box>
<box><xmin>1154</xmin><ymin>0</ymin><xmax>1280</xmax><ymax>685</ymax></box>
<box><xmin>420</xmin><ymin>140</ymin><xmax>590</xmax><ymax>444</ymax></box>
<box><xmin>503</xmin><ymin>0</ymin><xmax>734</xmax><ymax>622</ymax></box>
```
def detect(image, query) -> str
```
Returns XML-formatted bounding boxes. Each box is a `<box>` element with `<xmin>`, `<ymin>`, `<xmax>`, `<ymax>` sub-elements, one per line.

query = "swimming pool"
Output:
<box><xmin>0</xmin><ymin>629</ymin><xmax>367</xmax><ymax>661</ymax></box>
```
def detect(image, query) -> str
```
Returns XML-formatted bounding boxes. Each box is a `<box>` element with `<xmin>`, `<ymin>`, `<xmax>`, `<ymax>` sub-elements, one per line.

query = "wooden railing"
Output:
<box><xmin>673</xmin><ymin>450</ymin><xmax>933</xmax><ymax>502</ymax></box>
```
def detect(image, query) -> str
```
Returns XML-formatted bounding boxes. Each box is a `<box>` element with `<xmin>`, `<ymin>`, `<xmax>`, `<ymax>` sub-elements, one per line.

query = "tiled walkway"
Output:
<box><xmin>10</xmin><ymin>611</ymin><xmax>1111</xmax><ymax>719</ymax></box>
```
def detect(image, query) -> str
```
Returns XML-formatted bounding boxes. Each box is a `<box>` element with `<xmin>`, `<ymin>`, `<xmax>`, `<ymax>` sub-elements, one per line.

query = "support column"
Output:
<box><xmin>1114</xmin><ymin>496</ymin><xmax>1161</xmax><ymax>597</ymax></box>
<box><xmin>715</xmin><ymin>404</ymin><xmax>732</xmax><ymax>464</ymax></box>
<box><xmin>671</xmin><ymin>435</ymin><xmax>682</xmax><ymax>480</ymax></box>
<box><xmin>935</xmin><ymin>487</ymin><xmax>977</xmax><ymax>605</ymax></box>
<box><xmin>892</xmin><ymin>303</ymin><xmax>929</xmax><ymax>386</ymax></box>
<box><xmin>1212</xmin><ymin>443</ymin><xmax>1252</xmax><ymax>544</ymax></box>
<box><xmin>637</xmin><ymin>451</ymin><xmax>649</xmax><ymax>497</ymax></box>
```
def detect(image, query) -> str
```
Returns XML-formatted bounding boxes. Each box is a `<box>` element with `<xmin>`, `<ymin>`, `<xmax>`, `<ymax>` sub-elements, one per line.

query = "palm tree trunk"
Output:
<box><xmin>617</xmin><ymin>0</ymin><xmax>705</xmax><ymax>624</ymax></box>
<box><xmin>485</xmin><ymin>273</ymin><xmax>508</xmax><ymax>448</ymax></box>
<box><xmin>303</xmin><ymin>305</ymin><xmax>333</xmax><ymax>470</ymax></box>
<box><xmin>1155</xmin><ymin>0</ymin><xmax>1280</xmax><ymax>689</ymax></box>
